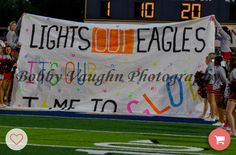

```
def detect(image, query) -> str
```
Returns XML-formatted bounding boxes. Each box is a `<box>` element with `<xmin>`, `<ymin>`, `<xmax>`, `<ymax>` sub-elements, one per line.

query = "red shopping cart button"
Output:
<box><xmin>208</xmin><ymin>128</ymin><xmax>231</xmax><ymax>151</ymax></box>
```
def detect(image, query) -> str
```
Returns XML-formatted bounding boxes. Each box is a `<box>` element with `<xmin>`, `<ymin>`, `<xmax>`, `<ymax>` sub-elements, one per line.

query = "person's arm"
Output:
<box><xmin>219</xmin><ymin>67</ymin><xmax>228</xmax><ymax>84</ymax></box>
<box><xmin>225</xmin><ymin>70</ymin><xmax>236</xmax><ymax>99</ymax></box>
<box><xmin>215</xmin><ymin>20</ymin><xmax>231</xmax><ymax>52</ymax></box>
<box><xmin>6</xmin><ymin>31</ymin><xmax>17</xmax><ymax>48</ymax></box>
<box><xmin>204</xmin><ymin>64</ymin><xmax>215</xmax><ymax>83</ymax></box>
<box><xmin>231</xmin><ymin>69</ymin><xmax>236</xmax><ymax>81</ymax></box>
<box><xmin>215</xmin><ymin>20</ymin><xmax>230</xmax><ymax>40</ymax></box>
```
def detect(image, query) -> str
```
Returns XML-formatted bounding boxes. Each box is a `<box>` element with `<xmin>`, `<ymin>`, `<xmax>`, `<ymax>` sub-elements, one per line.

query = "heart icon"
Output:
<box><xmin>10</xmin><ymin>134</ymin><xmax>24</xmax><ymax>145</ymax></box>
<box><xmin>6</xmin><ymin>129</ymin><xmax>28</xmax><ymax>151</ymax></box>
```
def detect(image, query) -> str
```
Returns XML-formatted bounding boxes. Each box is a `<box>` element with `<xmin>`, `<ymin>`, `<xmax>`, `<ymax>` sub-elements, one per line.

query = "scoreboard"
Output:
<box><xmin>85</xmin><ymin>0</ymin><xmax>236</xmax><ymax>24</ymax></box>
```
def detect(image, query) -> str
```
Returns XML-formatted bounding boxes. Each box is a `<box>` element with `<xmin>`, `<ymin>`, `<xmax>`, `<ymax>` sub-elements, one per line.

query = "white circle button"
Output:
<box><xmin>5</xmin><ymin>128</ymin><xmax>28</xmax><ymax>151</ymax></box>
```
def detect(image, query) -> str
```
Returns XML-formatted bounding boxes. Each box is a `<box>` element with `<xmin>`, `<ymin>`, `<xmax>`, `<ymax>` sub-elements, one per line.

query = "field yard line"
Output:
<box><xmin>0</xmin><ymin>142</ymin><xmax>214</xmax><ymax>155</ymax></box>
<box><xmin>1</xmin><ymin>125</ymin><xmax>235</xmax><ymax>140</ymax></box>
<box><xmin>0</xmin><ymin>142</ymin><xmax>79</xmax><ymax>149</ymax></box>
<box><xmin>0</xmin><ymin>125</ymin><xmax>206</xmax><ymax>138</ymax></box>
<box><xmin>0</xmin><ymin>113</ymin><xmax>211</xmax><ymax>126</ymax></box>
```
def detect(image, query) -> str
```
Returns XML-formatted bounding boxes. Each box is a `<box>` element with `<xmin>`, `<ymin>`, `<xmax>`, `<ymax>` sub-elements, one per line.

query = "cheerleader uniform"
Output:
<box><xmin>204</xmin><ymin>62</ymin><xmax>215</xmax><ymax>93</ymax></box>
<box><xmin>214</xmin><ymin>66</ymin><xmax>228</xmax><ymax>109</ymax></box>
<box><xmin>3</xmin><ymin>54</ymin><xmax>13</xmax><ymax>80</ymax></box>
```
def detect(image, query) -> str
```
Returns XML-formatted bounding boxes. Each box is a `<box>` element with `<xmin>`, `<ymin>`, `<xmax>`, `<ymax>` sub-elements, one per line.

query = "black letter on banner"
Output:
<box><xmin>182</xmin><ymin>27</ymin><xmax>192</xmax><ymax>52</ymax></box>
<box><xmin>54</xmin><ymin>99</ymin><xmax>68</xmax><ymax>109</ymax></box>
<box><xmin>57</xmin><ymin>26</ymin><xmax>69</xmax><ymax>48</ymax></box>
<box><xmin>70</xmin><ymin>26</ymin><xmax>78</xmax><ymax>47</ymax></box>
<box><xmin>39</xmin><ymin>25</ymin><xmax>48</xmax><ymax>49</ymax></box>
<box><xmin>173</xmin><ymin>27</ymin><xmax>181</xmax><ymax>53</ymax></box>
<box><xmin>195</xmin><ymin>27</ymin><xmax>206</xmax><ymax>53</ymax></box>
<box><xmin>22</xmin><ymin>97</ymin><xmax>39</xmax><ymax>107</ymax></box>
<box><xmin>78</xmin><ymin>26</ymin><xmax>90</xmax><ymax>50</ymax></box>
<box><xmin>101</xmin><ymin>100</ymin><xmax>117</xmax><ymax>112</ymax></box>
<box><xmin>148</xmin><ymin>27</ymin><xmax>161</xmax><ymax>52</ymax></box>
<box><xmin>47</xmin><ymin>25</ymin><xmax>58</xmax><ymax>50</ymax></box>
<box><xmin>91</xmin><ymin>99</ymin><xmax>103</xmax><ymax>112</ymax></box>
<box><xmin>30</xmin><ymin>24</ymin><xmax>38</xmax><ymax>48</ymax></box>
<box><xmin>162</xmin><ymin>26</ymin><xmax>173</xmax><ymax>52</ymax></box>
<box><xmin>67</xmin><ymin>99</ymin><xmax>80</xmax><ymax>110</ymax></box>
<box><xmin>137</xmin><ymin>28</ymin><xmax>150</xmax><ymax>53</ymax></box>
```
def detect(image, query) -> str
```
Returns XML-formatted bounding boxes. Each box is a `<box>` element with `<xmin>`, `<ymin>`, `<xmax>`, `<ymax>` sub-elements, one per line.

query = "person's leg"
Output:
<box><xmin>0</xmin><ymin>80</ymin><xmax>4</xmax><ymax>104</ymax></box>
<box><xmin>202</xmin><ymin>98</ymin><xmax>208</xmax><ymax>118</ymax></box>
<box><xmin>7</xmin><ymin>78</ymin><xmax>13</xmax><ymax>103</ymax></box>
<box><xmin>207</xmin><ymin>93</ymin><xmax>212</xmax><ymax>117</ymax></box>
<box><xmin>226</xmin><ymin>100</ymin><xmax>236</xmax><ymax>134</ymax></box>
<box><xmin>2</xmin><ymin>79</ymin><xmax>10</xmax><ymax>103</ymax></box>
<box><xmin>222</xmin><ymin>100</ymin><xmax>230</xmax><ymax>129</ymax></box>
<box><xmin>233</xmin><ymin>109</ymin><xmax>236</xmax><ymax>132</ymax></box>
<box><xmin>215</xmin><ymin>95</ymin><xmax>225</xmax><ymax>123</ymax></box>
<box><xmin>208</xmin><ymin>93</ymin><xmax>217</xmax><ymax>118</ymax></box>
<box><xmin>5</xmin><ymin>79</ymin><xmax>12</xmax><ymax>103</ymax></box>
<box><xmin>219</xmin><ymin>108</ymin><xmax>225</xmax><ymax>123</ymax></box>
<box><xmin>214</xmin><ymin>94</ymin><xmax>219</xmax><ymax>118</ymax></box>
<box><xmin>203</xmin><ymin>98</ymin><xmax>208</xmax><ymax>116</ymax></box>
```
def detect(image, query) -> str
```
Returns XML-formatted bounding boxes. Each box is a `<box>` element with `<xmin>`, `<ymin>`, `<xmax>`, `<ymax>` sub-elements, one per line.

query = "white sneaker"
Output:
<box><xmin>204</xmin><ymin>116</ymin><xmax>217</xmax><ymax>121</ymax></box>
<box><xmin>212</xmin><ymin>121</ymin><xmax>224</xmax><ymax>126</ymax></box>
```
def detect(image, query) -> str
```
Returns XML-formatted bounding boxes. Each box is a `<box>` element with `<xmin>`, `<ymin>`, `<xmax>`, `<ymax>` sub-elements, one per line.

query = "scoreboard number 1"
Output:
<box><xmin>107</xmin><ymin>1</ymin><xmax>110</xmax><ymax>16</ymax></box>
<box><xmin>181</xmin><ymin>3</ymin><xmax>201</xmax><ymax>20</ymax></box>
<box><xmin>101</xmin><ymin>0</ymin><xmax>110</xmax><ymax>17</ymax></box>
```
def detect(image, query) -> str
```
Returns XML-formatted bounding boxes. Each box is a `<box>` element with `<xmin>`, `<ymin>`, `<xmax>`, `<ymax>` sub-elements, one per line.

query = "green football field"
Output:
<box><xmin>0</xmin><ymin>114</ymin><xmax>235</xmax><ymax>155</ymax></box>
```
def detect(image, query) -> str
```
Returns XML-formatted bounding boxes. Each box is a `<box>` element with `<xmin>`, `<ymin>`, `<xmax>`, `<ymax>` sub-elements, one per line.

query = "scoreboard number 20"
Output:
<box><xmin>181</xmin><ymin>3</ymin><xmax>201</xmax><ymax>20</ymax></box>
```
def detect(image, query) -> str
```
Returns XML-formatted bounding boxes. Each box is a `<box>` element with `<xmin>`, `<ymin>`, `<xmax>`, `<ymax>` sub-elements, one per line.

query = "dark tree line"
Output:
<box><xmin>0</xmin><ymin>0</ymin><xmax>85</xmax><ymax>27</ymax></box>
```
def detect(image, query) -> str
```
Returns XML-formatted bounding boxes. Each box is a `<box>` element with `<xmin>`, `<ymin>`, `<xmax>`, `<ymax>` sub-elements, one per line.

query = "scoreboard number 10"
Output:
<box><xmin>141</xmin><ymin>2</ymin><xmax>155</xmax><ymax>18</ymax></box>
<box><xmin>181</xmin><ymin>3</ymin><xmax>202</xmax><ymax>20</ymax></box>
<box><xmin>134</xmin><ymin>2</ymin><xmax>155</xmax><ymax>18</ymax></box>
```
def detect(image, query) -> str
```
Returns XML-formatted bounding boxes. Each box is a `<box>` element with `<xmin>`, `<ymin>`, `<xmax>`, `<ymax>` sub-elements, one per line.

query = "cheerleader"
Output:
<box><xmin>3</xmin><ymin>45</ymin><xmax>16</xmax><ymax>105</ymax></box>
<box><xmin>226</xmin><ymin>57</ymin><xmax>236</xmax><ymax>136</ymax></box>
<box><xmin>0</xmin><ymin>41</ymin><xmax>6</xmax><ymax>107</ymax></box>
<box><xmin>204</xmin><ymin>53</ymin><xmax>217</xmax><ymax>121</ymax></box>
<box><xmin>213</xmin><ymin>56</ymin><xmax>228</xmax><ymax>126</ymax></box>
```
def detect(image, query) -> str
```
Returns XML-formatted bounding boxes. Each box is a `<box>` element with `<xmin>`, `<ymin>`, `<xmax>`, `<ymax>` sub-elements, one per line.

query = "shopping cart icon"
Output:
<box><xmin>215</xmin><ymin>135</ymin><xmax>225</xmax><ymax>145</ymax></box>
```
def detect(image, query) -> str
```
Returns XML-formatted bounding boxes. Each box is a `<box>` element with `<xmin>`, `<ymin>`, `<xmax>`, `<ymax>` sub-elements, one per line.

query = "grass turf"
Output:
<box><xmin>0</xmin><ymin>114</ymin><xmax>235</xmax><ymax>155</ymax></box>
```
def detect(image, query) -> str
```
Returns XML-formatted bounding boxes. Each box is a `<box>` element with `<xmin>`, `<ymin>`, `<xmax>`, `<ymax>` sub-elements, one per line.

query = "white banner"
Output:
<box><xmin>11</xmin><ymin>14</ymin><xmax>215</xmax><ymax>117</ymax></box>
